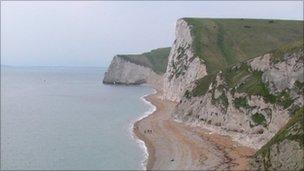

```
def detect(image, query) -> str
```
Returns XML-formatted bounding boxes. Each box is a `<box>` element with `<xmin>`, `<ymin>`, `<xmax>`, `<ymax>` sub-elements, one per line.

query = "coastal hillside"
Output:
<box><xmin>165</xmin><ymin>18</ymin><xmax>304</xmax><ymax>170</ymax></box>
<box><xmin>119</xmin><ymin>47</ymin><xmax>171</xmax><ymax>74</ymax></box>
<box><xmin>250</xmin><ymin>107</ymin><xmax>304</xmax><ymax>170</ymax></box>
<box><xmin>103</xmin><ymin>47</ymin><xmax>170</xmax><ymax>89</ymax></box>
<box><xmin>163</xmin><ymin>18</ymin><xmax>303</xmax><ymax>101</ymax></box>
<box><xmin>104</xmin><ymin>18</ymin><xmax>303</xmax><ymax>170</ymax></box>
<box><xmin>173</xmin><ymin>40</ymin><xmax>303</xmax><ymax>160</ymax></box>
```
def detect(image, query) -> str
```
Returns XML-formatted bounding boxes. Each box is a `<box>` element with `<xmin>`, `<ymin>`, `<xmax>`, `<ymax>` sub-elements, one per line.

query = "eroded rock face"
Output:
<box><xmin>250</xmin><ymin>121</ymin><xmax>304</xmax><ymax>170</ymax></box>
<box><xmin>248</xmin><ymin>53</ymin><xmax>272</xmax><ymax>72</ymax></box>
<box><xmin>163</xmin><ymin>19</ymin><xmax>207</xmax><ymax>102</ymax></box>
<box><xmin>103</xmin><ymin>56</ymin><xmax>163</xmax><ymax>89</ymax></box>
<box><xmin>267</xmin><ymin>140</ymin><xmax>303</xmax><ymax>170</ymax></box>
<box><xmin>172</xmin><ymin>50</ymin><xmax>303</xmax><ymax>149</ymax></box>
<box><xmin>248</xmin><ymin>50</ymin><xmax>304</xmax><ymax>94</ymax></box>
<box><xmin>262</xmin><ymin>51</ymin><xmax>304</xmax><ymax>94</ymax></box>
<box><xmin>173</xmin><ymin>73</ymin><xmax>289</xmax><ymax>149</ymax></box>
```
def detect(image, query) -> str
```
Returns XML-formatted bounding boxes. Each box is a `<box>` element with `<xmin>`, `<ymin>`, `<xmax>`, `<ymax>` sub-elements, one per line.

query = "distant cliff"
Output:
<box><xmin>103</xmin><ymin>47</ymin><xmax>170</xmax><ymax>90</ymax></box>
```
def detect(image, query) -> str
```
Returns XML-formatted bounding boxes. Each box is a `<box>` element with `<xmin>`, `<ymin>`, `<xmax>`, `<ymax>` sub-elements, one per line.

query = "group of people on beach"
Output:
<box><xmin>134</xmin><ymin>126</ymin><xmax>153</xmax><ymax>134</ymax></box>
<box><xmin>144</xmin><ymin>129</ymin><xmax>153</xmax><ymax>134</ymax></box>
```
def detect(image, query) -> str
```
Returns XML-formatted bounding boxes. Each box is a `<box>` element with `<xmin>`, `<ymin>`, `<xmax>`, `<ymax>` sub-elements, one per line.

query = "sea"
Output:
<box><xmin>0</xmin><ymin>66</ymin><xmax>154</xmax><ymax>170</ymax></box>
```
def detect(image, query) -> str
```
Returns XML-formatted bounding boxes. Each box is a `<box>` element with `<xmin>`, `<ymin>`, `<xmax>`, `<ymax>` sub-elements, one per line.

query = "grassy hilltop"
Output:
<box><xmin>183</xmin><ymin>18</ymin><xmax>303</xmax><ymax>74</ymax></box>
<box><xmin>192</xmin><ymin>40</ymin><xmax>304</xmax><ymax>97</ymax></box>
<box><xmin>118</xmin><ymin>47</ymin><xmax>171</xmax><ymax>74</ymax></box>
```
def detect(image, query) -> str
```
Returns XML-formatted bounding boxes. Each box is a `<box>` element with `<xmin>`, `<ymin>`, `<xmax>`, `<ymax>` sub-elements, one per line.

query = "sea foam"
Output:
<box><xmin>129</xmin><ymin>88</ymin><xmax>157</xmax><ymax>170</ymax></box>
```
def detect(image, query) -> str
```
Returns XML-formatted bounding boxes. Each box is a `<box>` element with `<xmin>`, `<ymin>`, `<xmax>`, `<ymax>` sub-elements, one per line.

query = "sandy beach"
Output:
<box><xmin>133</xmin><ymin>91</ymin><xmax>256</xmax><ymax>170</ymax></box>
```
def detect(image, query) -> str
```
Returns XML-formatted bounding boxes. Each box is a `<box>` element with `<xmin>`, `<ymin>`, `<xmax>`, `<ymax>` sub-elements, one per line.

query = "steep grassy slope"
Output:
<box><xmin>166</xmin><ymin>18</ymin><xmax>303</xmax><ymax>170</ymax></box>
<box><xmin>118</xmin><ymin>47</ymin><xmax>171</xmax><ymax>74</ymax></box>
<box><xmin>192</xmin><ymin>40</ymin><xmax>304</xmax><ymax>98</ymax></box>
<box><xmin>183</xmin><ymin>18</ymin><xmax>303</xmax><ymax>74</ymax></box>
<box><xmin>173</xmin><ymin>38</ymin><xmax>303</xmax><ymax>157</ymax></box>
<box><xmin>256</xmin><ymin>107</ymin><xmax>304</xmax><ymax>156</ymax></box>
<box><xmin>250</xmin><ymin>107</ymin><xmax>304</xmax><ymax>170</ymax></box>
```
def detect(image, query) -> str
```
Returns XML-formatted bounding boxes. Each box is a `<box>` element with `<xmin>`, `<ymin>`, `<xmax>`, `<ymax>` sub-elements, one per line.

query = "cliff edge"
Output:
<box><xmin>164</xmin><ymin>18</ymin><xmax>303</xmax><ymax>169</ymax></box>
<box><xmin>103</xmin><ymin>18</ymin><xmax>304</xmax><ymax>170</ymax></box>
<box><xmin>103</xmin><ymin>47</ymin><xmax>170</xmax><ymax>90</ymax></box>
<box><xmin>163</xmin><ymin>18</ymin><xmax>303</xmax><ymax>102</ymax></box>
<box><xmin>173</xmin><ymin>41</ymin><xmax>303</xmax><ymax>150</ymax></box>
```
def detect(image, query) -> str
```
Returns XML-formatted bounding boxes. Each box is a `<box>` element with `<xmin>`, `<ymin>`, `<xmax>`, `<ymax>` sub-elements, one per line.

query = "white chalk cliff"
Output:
<box><xmin>103</xmin><ymin>18</ymin><xmax>304</xmax><ymax>170</ymax></box>
<box><xmin>103</xmin><ymin>55</ymin><xmax>163</xmax><ymax>89</ymax></box>
<box><xmin>163</xmin><ymin>19</ymin><xmax>207</xmax><ymax>102</ymax></box>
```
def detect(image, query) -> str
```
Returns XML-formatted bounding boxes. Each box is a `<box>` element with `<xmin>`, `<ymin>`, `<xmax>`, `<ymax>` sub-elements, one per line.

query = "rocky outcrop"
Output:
<box><xmin>250</xmin><ymin>107</ymin><xmax>304</xmax><ymax>170</ymax></box>
<box><xmin>163</xmin><ymin>19</ymin><xmax>207</xmax><ymax>102</ymax></box>
<box><xmin>252</xmin><ymin>139</ymin><xmax>303</xmax><ymax>170</ymax></box>
<box><xmin>262</xmin><ymin>50</ymin><xmax>304</xmax><ymax>94</ymax></box>
<box><xmin>103</xmin><ymin>56</ymin><xmax>163</xmax><ymax>89</ymax></box>
<box><xmin>163</xmin><ymin>19</ymin><xmax>304</xmax><ymax>169</ymax></box>
<box><xmin>103</xmin><ymin>18</ymin><xmax>303</xmax><ymax>170</ymax></box>
<box><xmin>247</xmin><ymin>50</ymin><xmax>304</xmax><ymax>94</ymax></box>
<box><xmin>172</xmin><ymin>48</ymin><xmax>304</xmax><ymax>149</ymax></box>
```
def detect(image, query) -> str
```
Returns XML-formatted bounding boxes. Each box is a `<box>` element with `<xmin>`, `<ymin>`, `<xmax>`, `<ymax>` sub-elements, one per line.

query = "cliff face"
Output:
<box><xmin>104</xmin><ymin>18</ymin><xmax>304</xmax><ymax>170</ymax></box>
<box><xmin>163</xmin><ymin>18</ymin><xmax>303</xmax><ymax>102</ymax></box>
<box><xmin>164</xmin><ymin>19</ymin><xmax>304</xmax><ymax>170</ymax></box>
<box><xmin>163</xmin><ymin>19</ymin><xmax>207</xmax><ymax>102</ymax></box>
<box><xmin>103</xmin><ymin>47</ymin><xmax>170</xmax><ymax>90</ymax></box>
<box><xmin>103</xmin><ymin>55</ymin><xmax>163</xmax><ymax>89</ymax></box>
<box><xmin>172</xmin><ymin>43</ymin><xmax>304</xmax><ymax>149</ymax></box>
<box><xmin>250</xmin><ymin>107</ymin><xmax>304</xmax><ymax>170</ymax></box>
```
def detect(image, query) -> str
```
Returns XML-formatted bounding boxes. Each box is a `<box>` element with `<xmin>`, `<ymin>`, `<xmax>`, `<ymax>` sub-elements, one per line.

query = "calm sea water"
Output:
<box><xmin>1</xmin><ymin>66</ymin><xmax>153</xmax><ymax>170</ymax></box>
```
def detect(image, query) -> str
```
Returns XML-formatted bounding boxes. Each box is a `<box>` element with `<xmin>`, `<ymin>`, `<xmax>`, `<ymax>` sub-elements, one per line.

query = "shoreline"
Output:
<box><xmin>133</xmin><ymin>89</ymin><xmax>160</xmax><ymax>170</ymax></box>
<box><xmin>130</xmin><ymin>88</ymin><xmax>157</xmax><ymax>170</ymax></box>
<box><xmin>133</xmin><ymin>90</ymin><xmax>256</xmax><ymax>170</ymax></box>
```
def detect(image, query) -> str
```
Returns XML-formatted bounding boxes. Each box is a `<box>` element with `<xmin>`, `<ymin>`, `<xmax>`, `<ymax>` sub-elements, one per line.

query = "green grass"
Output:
<box><xmin>251</xmin><ymin>113</ymin><xmax>267</xmax><ymax>126</ymax></box>
<box><xmin>256</xmin><ymin>107</ymin><xmax>304</xmax><ymax>158</ymax></box>
<box><xmin>223</xmin><ymin>63</ymin><xmax>251</xmax><ymax>88</ymax></box>
<box><xmin>276</xmin><ymin>91</ymin><xmax>294</xmax><ymax>109</ymax></box>
<box><xmin>233</xmin><ymin>70</ymin><xmax>296</xmax><ymax>107</ymax></box>
<box><xmin>217</xmin><ymin>93</ymin><xmax>229</xmax><ymax>109</ymax></box>
<box><xmin>184</xmin><ymin>90</ymin><xmax>192</xmax><ymax>99</ymax></box>
<box><xmin>119</xmin><ymin>47</ymin><xmax>171</xmax><ymax>74</ymax></box>
<box><xmin>251</xmin><ymin>108</ymin><xmax>304</xmax><ymax>170</ymax></box>
<box><xmin>271</xmin><ymin>40</ymin><xmax>304</xmax><ymax>63</ymax></box>
<box><xmin>236</xmin><ymin>71</ymin><xmax>277</xmax><ymax>103</ymax></box>
<box><xmin>192</xmin><ymin>41</ymin><xmax>303</xmax><ymax>111</ymax></box>
<box><xmin>295</xmin><ymin>80</ymin><xmax>304</xmax><ymax>94</ymax></box>
<box><xmin>192</xmin><ymin>74</ymin><xmax>216</xmax><ymax>96</ymax></box>
<box><xmin>234</xmin><ymin>97</ymin><xmax>250</xmax><ymax>109</ymax></box>
<box><xmin>183</xmin><ymin>18</ymin><xmax>303</xmax><ymax>74</ymax></box>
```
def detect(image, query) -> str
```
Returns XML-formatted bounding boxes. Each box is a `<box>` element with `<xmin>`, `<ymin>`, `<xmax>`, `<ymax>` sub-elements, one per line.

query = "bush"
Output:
<box><xmin>234</xmin><ymin>97</ymin><xmax>249</xmax><ymax>109</ymax></box>
<box><xmin>251</xmin><ymin>113</ymin><xmax>266</xmax><ymax>126</ymax></box>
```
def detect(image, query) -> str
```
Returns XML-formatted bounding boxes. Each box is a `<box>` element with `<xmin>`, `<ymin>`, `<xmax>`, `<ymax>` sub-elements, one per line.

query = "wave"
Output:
<box><xmin>129</xmin><ymin>88</ymin><xmax>157</xmax><ymax>170</ymax></box>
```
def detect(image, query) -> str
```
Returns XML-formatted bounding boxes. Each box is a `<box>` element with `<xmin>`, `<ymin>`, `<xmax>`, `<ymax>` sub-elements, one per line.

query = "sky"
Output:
<box><xmin>1</xmin><ymin>1</ymin><xmax>303</xmax><ymax>67</ymax></box>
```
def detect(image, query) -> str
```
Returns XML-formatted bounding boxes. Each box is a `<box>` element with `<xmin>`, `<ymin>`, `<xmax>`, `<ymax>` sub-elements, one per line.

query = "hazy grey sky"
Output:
<box><xmin>1</xmin><ymin>1</ymin><xmax>303</xmax><ymax>67</ymax></box>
